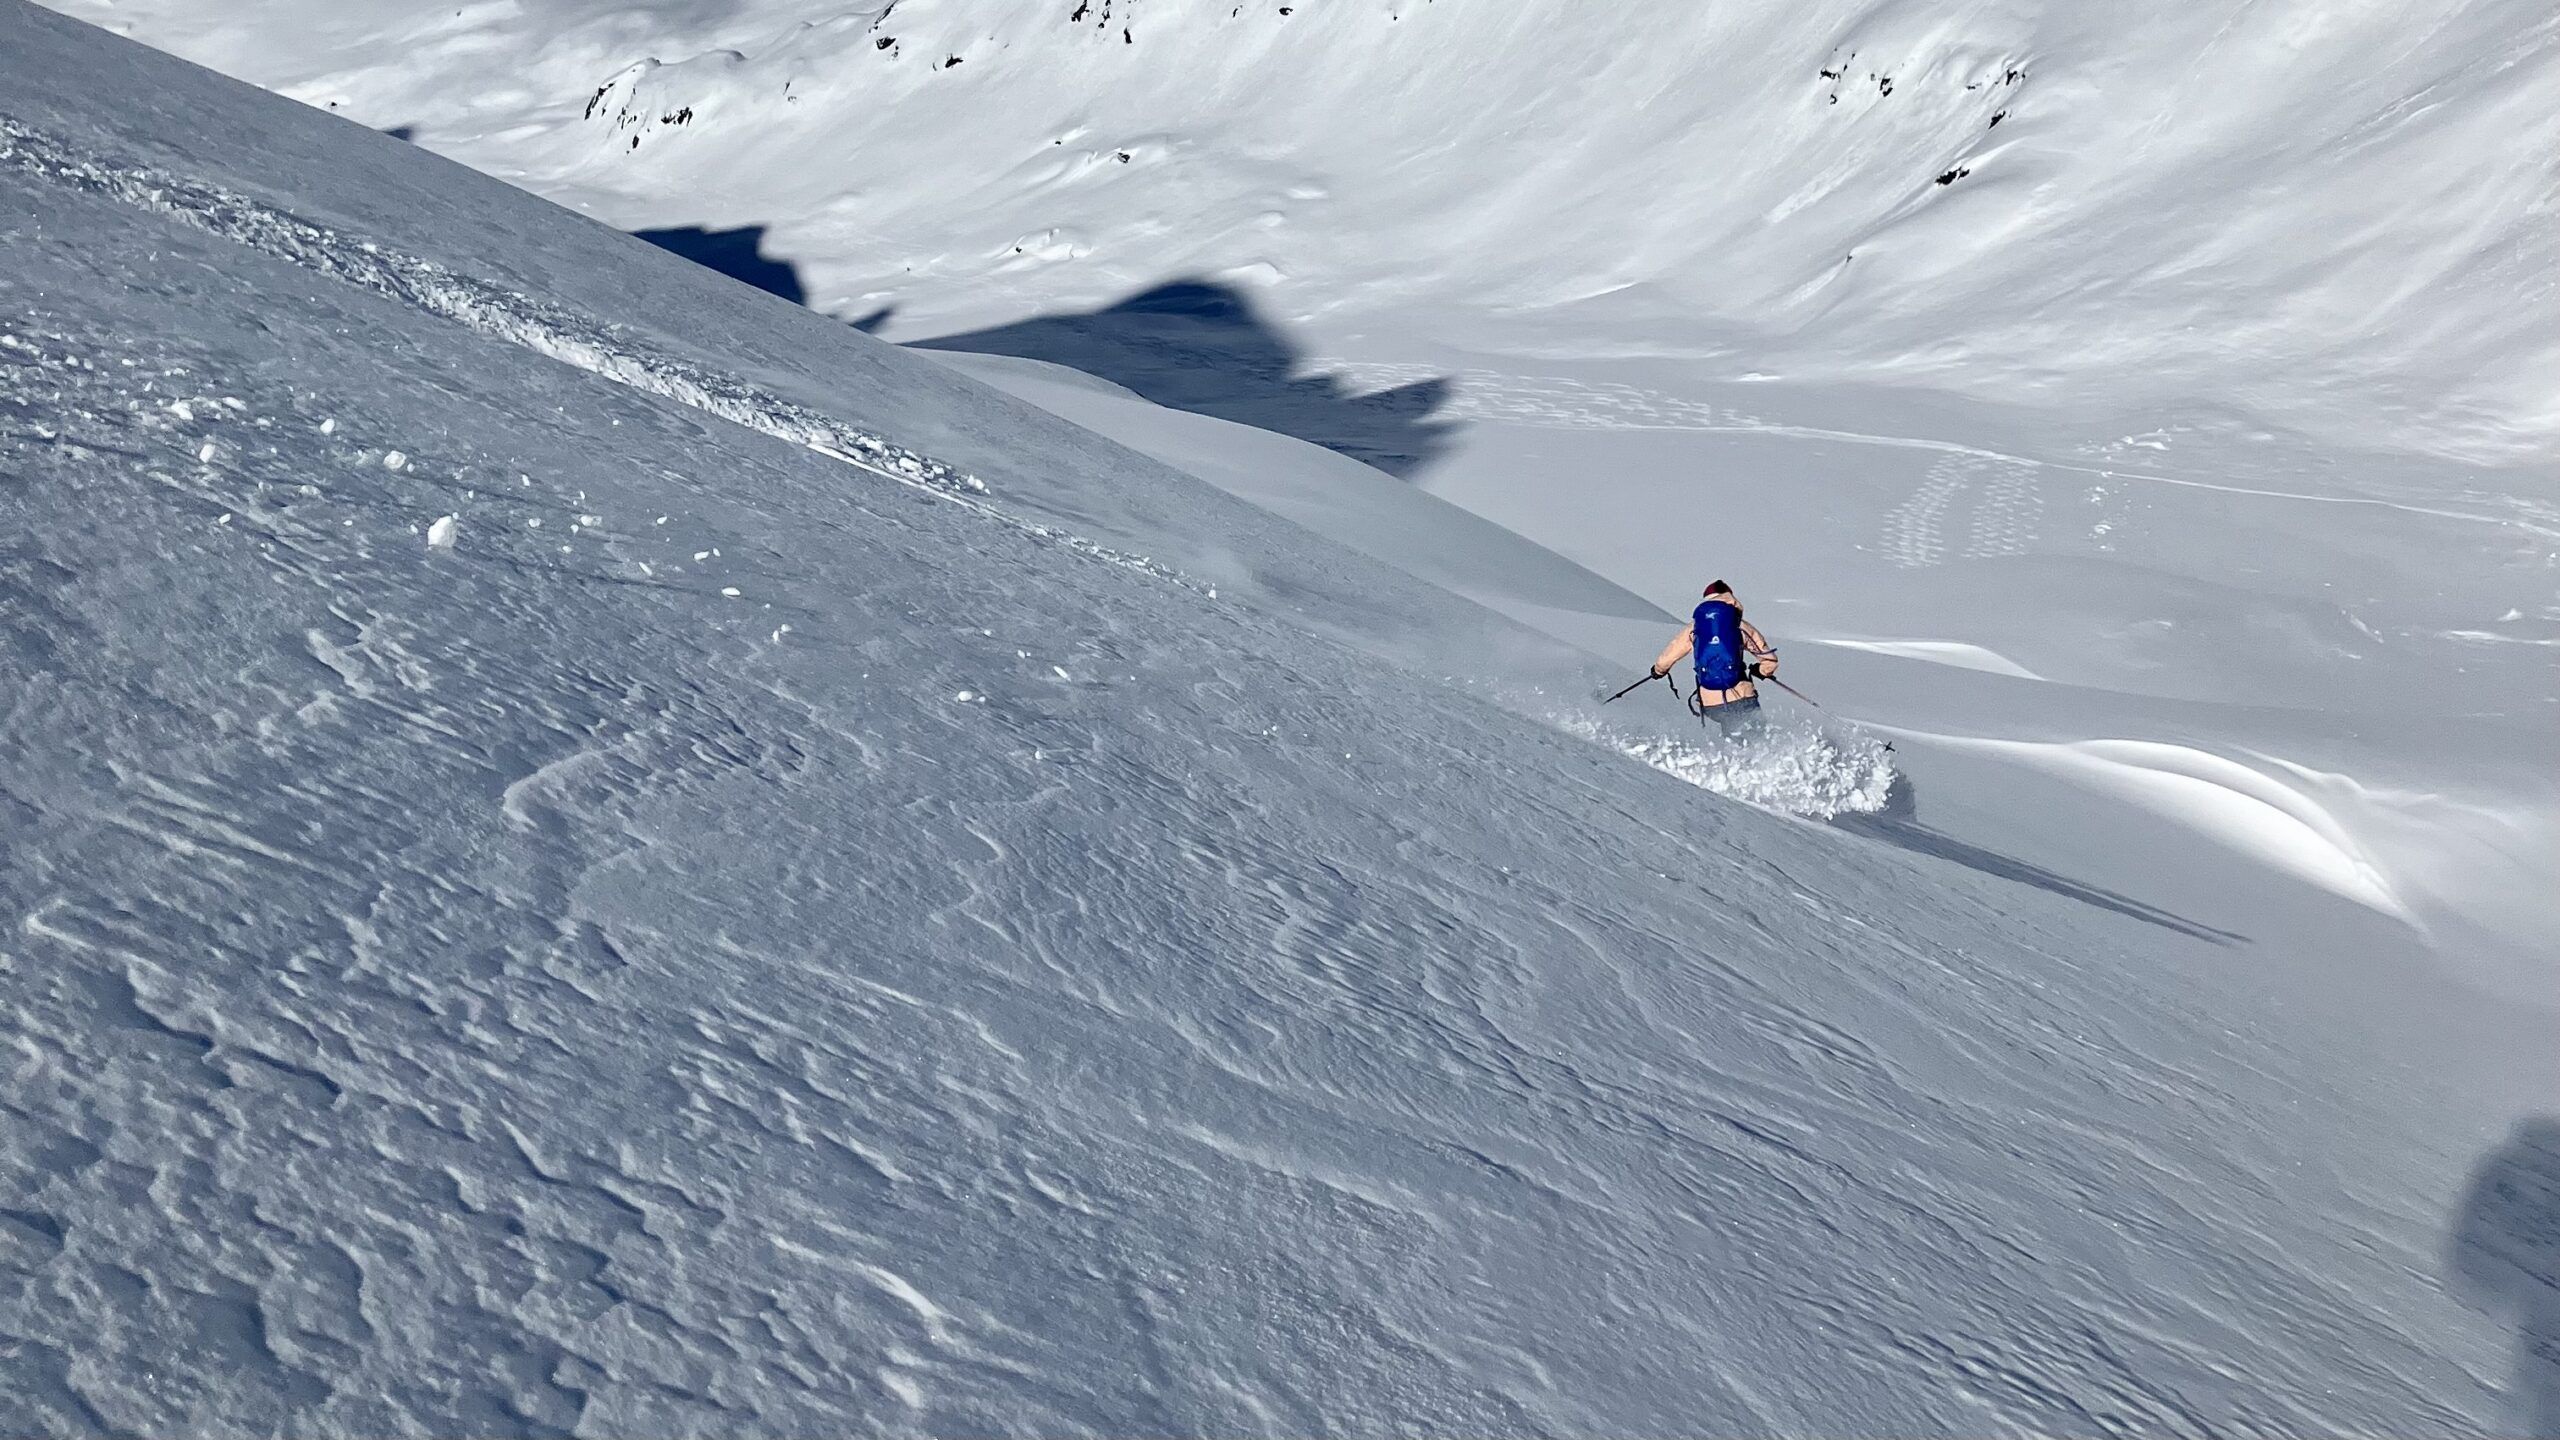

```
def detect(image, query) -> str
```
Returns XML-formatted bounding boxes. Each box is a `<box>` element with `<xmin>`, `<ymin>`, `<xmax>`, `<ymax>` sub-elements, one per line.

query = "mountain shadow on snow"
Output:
<box><xmin>633</xmin><ymin>224</ymin><xmax>807</xmax><ymax>306</ymax></box>
<box><xmin>913</xmin><ymin>279</ymin><xmax>1460</xmax><ymax>479</ymax></box>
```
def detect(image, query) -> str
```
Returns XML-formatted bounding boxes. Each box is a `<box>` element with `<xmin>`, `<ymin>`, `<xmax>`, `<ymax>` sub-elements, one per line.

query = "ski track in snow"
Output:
<box><xmin>0</xmin><ymin>115</ymin><xmax>1198</xmax><ymax>594</ymax></box>
<box><xmin>1333</xmin><ymin>361</ymin><xmax>2548</xmax><ymax>537</ymax></box>
<box><xmin>1880</xmin><ymin>453</ymin><xmax>2044</xmax><ymax>569</ymax></box>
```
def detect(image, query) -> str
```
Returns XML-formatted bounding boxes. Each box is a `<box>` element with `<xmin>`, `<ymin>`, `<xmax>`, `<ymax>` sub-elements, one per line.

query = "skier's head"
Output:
<box><xmin>1703</xmin><ymin>579</ymin><xmax>1735</xmax><ymax>600</ymax></box>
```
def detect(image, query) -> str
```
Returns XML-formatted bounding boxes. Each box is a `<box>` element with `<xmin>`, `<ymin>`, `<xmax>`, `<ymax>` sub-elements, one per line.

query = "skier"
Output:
<box><xmin>1649</xmin><ymin>579</ymin><xmax>1780</xmax><ymax>733</ymax></box>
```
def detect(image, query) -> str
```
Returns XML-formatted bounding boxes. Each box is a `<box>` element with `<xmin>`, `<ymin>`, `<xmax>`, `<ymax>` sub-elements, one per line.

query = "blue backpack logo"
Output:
<box><xmin>1692</xmin><ymin>600</ymin><xmax>1747</xmax><ymax>691</ymax></box>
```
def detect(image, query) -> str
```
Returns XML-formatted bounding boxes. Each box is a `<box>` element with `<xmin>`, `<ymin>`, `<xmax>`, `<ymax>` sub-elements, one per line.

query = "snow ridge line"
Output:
<box><xmin>0</xmin><ymin>115</ymin><xmax>1197</xmax><ymax>591</ymax></box>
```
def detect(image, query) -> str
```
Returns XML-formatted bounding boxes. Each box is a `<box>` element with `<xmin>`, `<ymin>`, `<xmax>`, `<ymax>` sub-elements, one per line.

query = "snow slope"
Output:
<box><xmin>67</xmin><ymin>0</ymin><xmax>2553</xmax><ymax>969</ymax></box>
<box><xmin>924</xmin><ymin>334</ymin><xmax>2559</xmax><ymax>992</ymax></box>
<box><xmin>4</xmin><ymin>6</ymin><xmax>2557</xmax><ymax>1438</ymax></box>
<box><xmin>40</xmin><ymin>0</ymin><xmax>2560</xmax><ymax>997</ymax></box>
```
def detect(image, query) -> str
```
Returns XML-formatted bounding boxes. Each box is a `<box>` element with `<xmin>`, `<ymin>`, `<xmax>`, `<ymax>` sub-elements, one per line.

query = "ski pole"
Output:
<box><xmin>1603</xmin><ymin>672</ymin><xmax>1665</xmax><ymax>704</ymax></box>
<box><xmin>1759</xmin><ymin>672</ymin><xmax>1886</xmax><ymax>747</ymax></box>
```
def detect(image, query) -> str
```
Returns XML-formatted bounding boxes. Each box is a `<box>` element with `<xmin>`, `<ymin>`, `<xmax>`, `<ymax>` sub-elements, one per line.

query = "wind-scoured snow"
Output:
<box><xmin>4</xmin><ymin>4</ymin><xmax>2556</xmax><ymax>1438</ymax></box>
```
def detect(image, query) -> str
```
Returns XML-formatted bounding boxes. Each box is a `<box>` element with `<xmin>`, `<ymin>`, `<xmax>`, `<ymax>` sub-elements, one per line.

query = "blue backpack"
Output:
<box><xmin>1692</xmin><ymin>600</ymin><xmax>1748</xmax><ymax>691</ymax></box>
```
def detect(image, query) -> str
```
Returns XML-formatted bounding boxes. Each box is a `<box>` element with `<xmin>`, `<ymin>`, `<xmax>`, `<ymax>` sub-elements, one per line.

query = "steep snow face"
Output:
<box><xmin>46</xmin><ymin>0</ymin><xmax>2560</xmax><ymax>462</ymax></box>
<box><xmin>5</xmin><ymin>7</ymin><xmax>2555</xmax><ymax>1437</ymax></box>
<box><xmin>45</xmin><ymin>0</ymin><xmax>2560</xmax><ymax>962</ymax></box>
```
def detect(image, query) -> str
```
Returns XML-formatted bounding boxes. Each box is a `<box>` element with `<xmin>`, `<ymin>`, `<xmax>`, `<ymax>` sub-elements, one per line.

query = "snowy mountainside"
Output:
<box><xmin>53</xmin><ymin>0</ymin><xmax>2559</xmax><ymax>970</ymax></box>
<box><xmin>5</xmin><ymin>6</ymin><xmax>2554</xmax><ymax>1436</ymax></box>
<box><xmin>48</xmin><ymin>0</ymin><xmax>2560</xmax><ymax>461</ymax></box>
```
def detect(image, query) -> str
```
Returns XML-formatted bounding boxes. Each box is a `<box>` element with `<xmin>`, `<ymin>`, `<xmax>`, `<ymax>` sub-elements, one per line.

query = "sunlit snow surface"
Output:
<box><xmin>51</xmin><ymin>0</ymin><xmax>2556</xmax><ymax>460</ymax></box>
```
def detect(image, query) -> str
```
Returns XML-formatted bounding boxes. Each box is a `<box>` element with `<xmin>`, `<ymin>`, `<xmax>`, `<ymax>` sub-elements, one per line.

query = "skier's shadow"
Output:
<box><xmin>1831</xmin><ymin>773</ymin><xmax>2247</xmax><ymax>945</ymax></box>
<box><xmin>2452</xmin><ymin>1117</ymin><xmax>2560</xmax><ymax>1438</ymax></box>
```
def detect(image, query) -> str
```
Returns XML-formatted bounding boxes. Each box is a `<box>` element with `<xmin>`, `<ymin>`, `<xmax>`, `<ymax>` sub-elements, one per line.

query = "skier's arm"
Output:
<box><xmin>1740</xmin><ymin>620</ymin><xmax>1779</xmax><ymax>678</ymax></box>
<box><xmin>1649</xmin><ymin>627</ymin><xmax>1692</xmax><ymax>678</ymax></box>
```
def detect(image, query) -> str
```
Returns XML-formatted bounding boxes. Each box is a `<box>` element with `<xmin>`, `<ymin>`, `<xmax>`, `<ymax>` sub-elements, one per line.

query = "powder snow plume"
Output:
<box><xmin>1568</xmin><ymin>713</ymin><xmax>1897</xmax><ymax>818</ymax></box>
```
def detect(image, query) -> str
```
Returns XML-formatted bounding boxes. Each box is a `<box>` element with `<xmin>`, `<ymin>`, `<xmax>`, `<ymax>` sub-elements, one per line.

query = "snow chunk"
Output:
<box><xmin>426</xmin><ymin>514</ymin><xmax>458</xmax><ymax>549</ymax></box>
<box><xmin>1569</xmin><ymin>715</ymin><xmax>1896</xmax><ymax>819</ymax></box>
